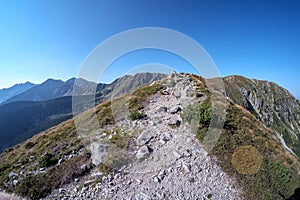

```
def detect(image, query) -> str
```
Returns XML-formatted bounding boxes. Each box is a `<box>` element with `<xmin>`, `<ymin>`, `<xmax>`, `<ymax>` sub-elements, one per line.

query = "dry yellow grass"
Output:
<box><xmin>231</xmin><ymin>145</ymin><xmax>263</xmax><ymax>175</ymax></box>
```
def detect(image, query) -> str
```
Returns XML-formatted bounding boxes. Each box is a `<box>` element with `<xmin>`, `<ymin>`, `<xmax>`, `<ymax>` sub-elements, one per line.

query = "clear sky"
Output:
<box><xmin>0</xmin><ymin>0</ymin><xmax>299</xmax><ymax>98</ymax></box>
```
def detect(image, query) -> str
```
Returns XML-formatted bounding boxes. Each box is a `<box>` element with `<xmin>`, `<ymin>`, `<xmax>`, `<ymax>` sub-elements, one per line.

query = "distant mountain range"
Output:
<box><xmin>0</xmin><ymin>82</ymin><xmax>36</xmax><ymax>104</ymax></box>
<box><xmin>0</xmin><ymin>73</ymin><xmax>166</xmax><ymax>152</ymax></box>
<box><xmin>0</xmin><ymin>78</ymin><xmax>97</xmax><ymax>105</ymax></box>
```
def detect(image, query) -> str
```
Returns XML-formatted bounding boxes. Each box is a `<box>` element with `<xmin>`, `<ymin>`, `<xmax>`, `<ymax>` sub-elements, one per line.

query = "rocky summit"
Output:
<box><xmin>0</xmin><ymin>72</ymin><xmax>299</xmax><ymax>200</ymax></box>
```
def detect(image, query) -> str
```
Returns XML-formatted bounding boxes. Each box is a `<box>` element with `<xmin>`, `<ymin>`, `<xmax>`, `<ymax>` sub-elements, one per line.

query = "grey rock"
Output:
<box><xmin>74</xmin><ymin>178</ymin><xmax>80</xmax><ymax>182</ymax></box>
<box><xmin>169</xmin><ymin>106</ymin><xmax>181</xmax><ymax>114</ymax></box>
<box><xmin>161</xmin><ymin>132</ymin><xmax>172</xmax><ymax>142</ymax></box>
<box><xmin>83</xmin><ymin>180</ymin><xmax>95</xmax><ymax>187</ymax></box>
<box><xmin>161</xmin><ymin>90</ymin><xmax>169</xmax><ymax>95</ymax></box>
<box><xmin>153</xmin><ymin>176</ymin><xmax>160</xmax><ymax>183</ymax></box>
<box><xmin>137</xmin><ymin>131</ymin><xmax>154</xmax><ymax>145</ymax></box>
<box><xmin>39</xmin><ymin>167</ymin><xmax>46</xmax><ymax>171</ymax></box>
<box><xmin>168</xmin><ymin>118</ymin><xmax>181</xmax><ymax>127</ymax></box>
<box><xmin>58</xmin><ymin>158</ymin><xmax>65</xmax><ymax>165</ymax></box>
<box><xmin>135</xmin><ymin>192</ymin><xmax>151</xmax><ymax>200</ymax></box>
<box><xmin>173</xmin><ymin>150</ymin><xmax>182</xmax><ymax>160</ymax></box>
<box><xmin>80</xmin><ymin>164</ymin><xmax>88</xmax><ymax>171</ymax></box>
<box><xmin>8</xmin><ymin>172</ymin><xmax>18</xmax><ymax>179</ymax></box>
<box><xmin>59</xmin><ymin>188</ymin><xmax>66</xmax><ymax>194</ymax></box>
<box><xmin>173</xmin><ymin>91</ymin><xmax>181</xmax><ymax>98</ymax></box>
<box><xmin>157</xmin><ymin>106</ymin><xmax>168</xmax><ymax>113</ymax></box>
<box><xmin>154</xmin><ymin>192</ymin><xmax>165</xmax><ymax>200</ymax></box>
<box><xmin>29</xmin><ymin>156</ymin><xmax>36</xmax><ymax>160</ymax></box>
<box><xmin>12</xmin><ymin>179</ymin><xmax>18</xmax><ymax>186</ymax></box>
<box><xmin>182</xmin><ymin>163</ymin><xmax>191</xmax><ymax>172</ymax></box>
<box><xmin>157</xmin><ymin>170</ymin><xmax>166</xmax><ymax>180</ymax></box>
<box><xmin>136</xmin><ymin>145</ymin><xmax>151</xmax><ymax>160</ymax></box>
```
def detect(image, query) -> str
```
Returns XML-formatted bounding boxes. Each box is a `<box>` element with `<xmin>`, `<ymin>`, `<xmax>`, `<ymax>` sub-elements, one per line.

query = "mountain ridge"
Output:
<box><xmin>1</xmin><ymin>78</ymin><xmax>97</xmax><ymax>105</ymax></box>
<box><xmin>0</xmin><ymin>72</ymin><xmax>299</xmax><ymax>200</ymax></box>
<box><xmin>0</xmin><ymin>82</ymin><xmax>36</xmax><ymax>104</ymax></box>
<box><xmin>224</xmin><ymin>75</ymin><xmax>300</xmax><ymax>158</ymax></box>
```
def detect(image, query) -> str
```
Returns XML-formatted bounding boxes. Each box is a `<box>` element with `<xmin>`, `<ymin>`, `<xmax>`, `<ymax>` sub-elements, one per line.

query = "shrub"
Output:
<box><xmin>181</xmin><ymin>100</ymin><xmax>212</xmax><ymax>142</ymax></box>
<box><xmin>39</xmin><ymin>153</ymin><xmax>58</xmax><ymax>168</ymax></box>
<box><xmin>24</xmin><ymin>141</ymin><xmax>36</xmax><ymax>149</ymax></box>
<box><xmin>129</xmin><ymin>111</ymin><xmax>147</xmax><ymax>120</ymax></box>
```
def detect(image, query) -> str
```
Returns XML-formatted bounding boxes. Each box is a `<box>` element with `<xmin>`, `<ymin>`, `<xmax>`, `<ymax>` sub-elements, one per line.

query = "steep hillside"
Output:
<box><xmin>224</xmin><ymin>75</ymin><xmax>300</xmax><ymax>158</ymax></box>
<box><xmin>0</xmin><ymin>72</ymin><xmax>299</xmax><ymax>200</ymax></box>
<box><xmin>0</xmin><ymin>82</ymin><xmax>36</xmax><ymax>104</ymax></box>
<box><xmin>0</xmin><ymin>96</ymin><xmax>87</xmax><ymax>152</ymax></box>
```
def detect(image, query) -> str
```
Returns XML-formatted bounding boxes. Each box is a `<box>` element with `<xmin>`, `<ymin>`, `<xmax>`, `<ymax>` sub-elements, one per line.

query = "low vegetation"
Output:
<box><xmin>182</xmin><ymin>74</ymin><xmax>300</xmax><ymax>199</ymax></box>
<box><xmin>129</xmin><ymin>110</ymin><xmax>147</xmax><ymax>120</ymax></box>
<box><xmin>128</xmin><ymin>83</ymin><xmax>161</xmax><ymax>112</ymax></box>
<box><xmin>0</xmin><ymin>107</ymin><xmax>92</xmax><ymax>199</ymax></box>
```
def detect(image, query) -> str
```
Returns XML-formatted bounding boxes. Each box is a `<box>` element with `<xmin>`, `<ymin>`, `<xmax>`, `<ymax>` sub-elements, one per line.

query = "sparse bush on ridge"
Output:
<box><xmin>181</xmin><ymin>100</ymin><xmax>212</xmax><ymax>142</ymax></box>
<box><xmin>129</xmin><ymin>110</ymin><xmax>147</xmax><ymax>120</ymax></box>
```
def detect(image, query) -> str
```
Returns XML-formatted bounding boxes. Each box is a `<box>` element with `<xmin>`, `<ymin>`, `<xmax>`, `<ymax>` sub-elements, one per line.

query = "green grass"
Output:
<box><xmin>129</xmin><ymin>110</ymin><xmax>147</xmax><ymax>120</ymax></box>
<box><xmin>181</xmin><ymin>99</ymin><xmax>212</xmax><ymax>142</ymax></box>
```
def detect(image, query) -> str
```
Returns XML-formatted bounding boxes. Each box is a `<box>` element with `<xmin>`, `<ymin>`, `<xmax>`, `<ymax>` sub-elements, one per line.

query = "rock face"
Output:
<box><xmin>43</xmin><ymin>72</ymin><xmax>242</xmax><ymax>200</ymax></box>
<box><xmin>224</xmin><ymin>75</ymin><xmax>300</xmax><ymax>157</ymax></box>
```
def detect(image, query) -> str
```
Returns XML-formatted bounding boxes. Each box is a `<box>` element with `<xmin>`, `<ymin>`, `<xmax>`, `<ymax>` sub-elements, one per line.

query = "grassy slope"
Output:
<box><xmin>0</xmin><ymin>82</ymin><xmax>162</xmax><ymax>199</ymax></box>
<box><xmin>224</xmin><ymin>75</ymin><xmax>300</xmax><ymax>158</ymax></box>
<box><xmin>183</xmin><ymin>75</ymin><xmax>300</xmax><ymax>200</ymax></box>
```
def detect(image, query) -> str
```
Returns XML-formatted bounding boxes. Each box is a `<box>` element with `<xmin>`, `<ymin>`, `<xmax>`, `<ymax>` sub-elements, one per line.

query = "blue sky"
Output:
<box><xmin>0</xmin><ymin>0</ymin><xmax>299</xmax><ymax>98</ymax></box>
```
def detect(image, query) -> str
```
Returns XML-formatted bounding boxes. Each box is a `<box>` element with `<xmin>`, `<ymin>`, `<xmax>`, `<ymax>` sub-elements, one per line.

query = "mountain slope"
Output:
<box><xmin>224</xmin><ymin>75</ymin><xmax>300</xmax><ymax>158</ymax></box>
<box><xmin>0</xmin><ymin>73</ymin><xmax>166</xmax><ymax>153</ymax></box>
<box><xmin>0</xmin><ymin>97</ymin><xmax>74</xmax><ymax>152</ymax></box>
<box><xmin>0</xmin><ymin>82</ymin><xmax>36</xmax><ymax>104</ymax></box>
<box><xmin>0</xmin><ymin>72</ymin><xmax>299</xmax><ymax>200</ymax></box>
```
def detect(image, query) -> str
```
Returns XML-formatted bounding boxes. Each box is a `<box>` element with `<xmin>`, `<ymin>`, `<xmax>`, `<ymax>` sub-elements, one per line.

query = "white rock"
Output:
<box><xmin>8</xmin><ymin>172</ymin><xmax>18</xmax><ymax>179</ymax></box>
<box><xmin>12</xmin><ymin>180</ymin><xmax>18</xmax><ymax>186</ymax></box>
<box><xmin>182</xmin><ymin>163</ymin><xmax>191</xmax><ymax>172</ymax></box>
<box><xmin>153</xmin><ymin>177</ymin><xmax>160</xmax><ymax>183</ymax></box>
